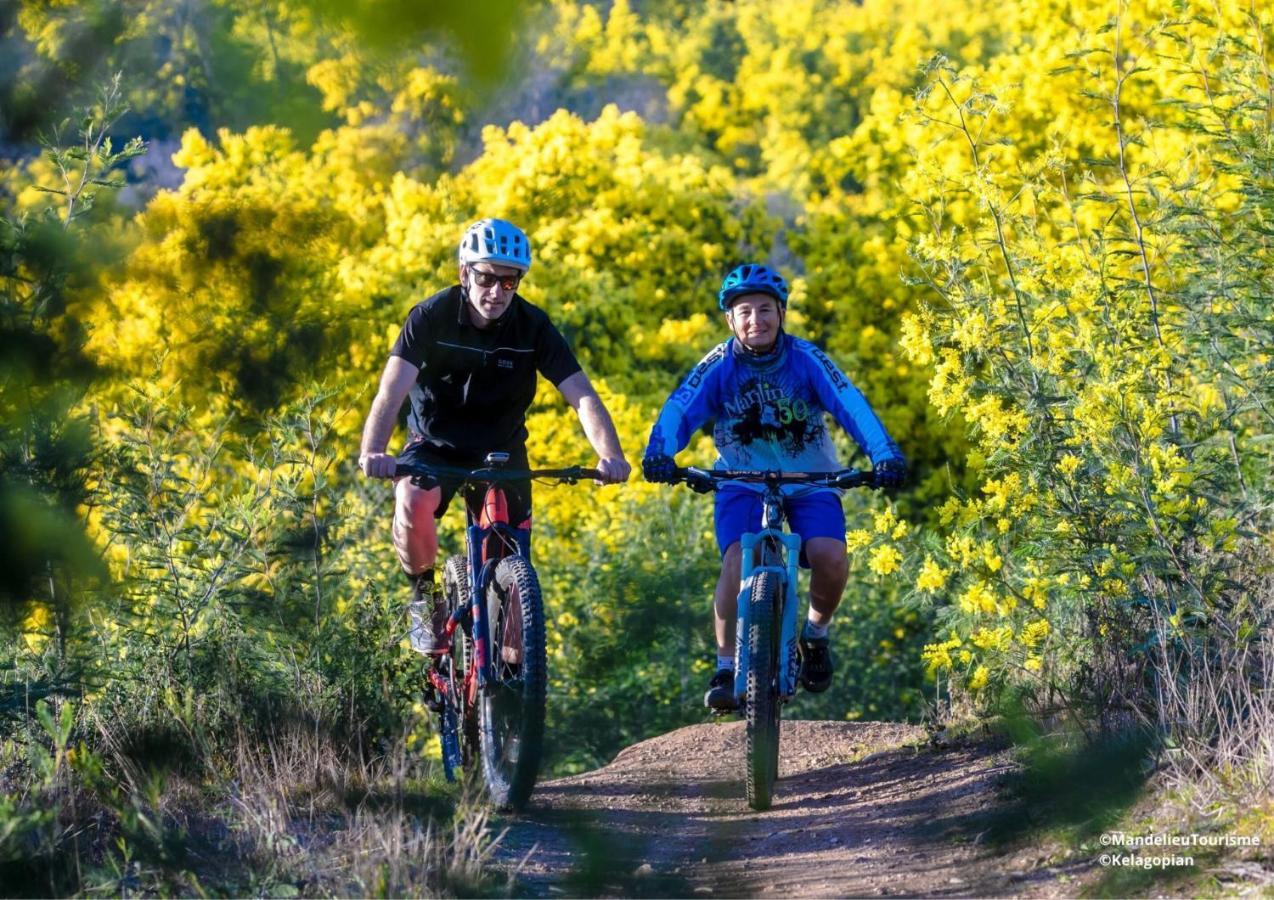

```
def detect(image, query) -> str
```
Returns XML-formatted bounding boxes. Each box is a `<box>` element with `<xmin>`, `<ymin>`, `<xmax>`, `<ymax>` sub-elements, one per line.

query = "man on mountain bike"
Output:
<box><xmin>358</xmin><ymin>218</ymin><xmax>631</xmax><ymax>654</ymax></box>
<box><xmin>641</xmin><ymin>264</ymin><xmax>906</xmax><ymax>711</ymax></box>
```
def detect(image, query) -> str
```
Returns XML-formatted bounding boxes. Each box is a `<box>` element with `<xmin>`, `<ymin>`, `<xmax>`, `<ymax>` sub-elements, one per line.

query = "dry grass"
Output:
<box><xmin>0</xmin><ymin>703</ymin><xmax>507</xmax><ymax>897</ymax></box>
<box><xmin>1138</xmin><ymin>550</ymin><xmax>1274</xmax><ymax>807</ymax></box>
<box><xmin>215</xmin><ymin>715</ymin><xmax>507</xmax><ymax>896</ymax></box>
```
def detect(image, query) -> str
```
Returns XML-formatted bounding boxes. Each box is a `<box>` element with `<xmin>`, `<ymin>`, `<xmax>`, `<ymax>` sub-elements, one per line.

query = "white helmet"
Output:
<box><xmin>458</xmin><ymin>218</ymin><xmax>532</xmax><ymax>272</ymax></box>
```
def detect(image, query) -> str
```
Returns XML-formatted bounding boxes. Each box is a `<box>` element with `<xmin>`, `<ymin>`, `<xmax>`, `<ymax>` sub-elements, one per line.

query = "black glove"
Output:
<box><xmin>642</xmin><ymin>453</ymin><xmax>678</xmax><ymax>484</ymax></box>
<box><xmin>874</xmin><ymin>459</ymin><xmax>907</xmax><ymax>490</ymax></box>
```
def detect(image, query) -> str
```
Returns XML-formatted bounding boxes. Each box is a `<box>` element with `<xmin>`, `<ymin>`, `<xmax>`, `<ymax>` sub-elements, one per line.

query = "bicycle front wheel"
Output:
<box><xmin>746</xmin><ymin>571</ymin><xmax>782</xmax><ymax>811</ymax></box>
<box><xmin>479</xmin><ymin>555</ymin><xmax>547</xmax><ymax>812</ymax></box>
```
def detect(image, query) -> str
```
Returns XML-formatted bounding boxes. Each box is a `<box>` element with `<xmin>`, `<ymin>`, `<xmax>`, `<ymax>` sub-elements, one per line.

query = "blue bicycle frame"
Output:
<box><xmin>673</xmin><ymin>465</ymin><xmax>876</xmax><ymax>713</ymax></box>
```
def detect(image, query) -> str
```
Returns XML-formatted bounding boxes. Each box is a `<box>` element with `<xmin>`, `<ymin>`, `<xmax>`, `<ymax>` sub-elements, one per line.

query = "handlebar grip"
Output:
<box><xmin>538</xmin><ymin>467</ymin><xmax>604</xmax><ymax>482</ymax></box>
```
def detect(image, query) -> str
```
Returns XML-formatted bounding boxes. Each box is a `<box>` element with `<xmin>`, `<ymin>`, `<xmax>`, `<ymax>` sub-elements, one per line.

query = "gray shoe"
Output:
<box><xmin>407</xmin><ymin>570</ymin><xmax>447</xmax><ymax>655</ymax></box>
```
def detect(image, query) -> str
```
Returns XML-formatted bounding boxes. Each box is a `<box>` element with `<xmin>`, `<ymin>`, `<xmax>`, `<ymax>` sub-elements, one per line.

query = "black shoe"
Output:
<box><xmin>799</xmin><ymin>634</ymin><xmax>834</xmax><ymax>693</ymax></box>
<box><xmin>407</xmin><ymin>569</ymin><xmax>447</xmax><ymax>655</ymax></box>
<box><xmin>423</xmin><ymin>682</ymin><xmax>444</xmax><ymax>714</ymax></box>
<box><xmin>704</xmin><ymin>668</ymin><xmax>739</xmax><ymax>711</ymax></box>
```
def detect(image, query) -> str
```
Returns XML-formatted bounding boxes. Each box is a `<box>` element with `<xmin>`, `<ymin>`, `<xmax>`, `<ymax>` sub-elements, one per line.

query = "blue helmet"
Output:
<box><xmin>718</xmin><ymin>263</ymin><xmax>789</xmax><ymax>310</ymax></box>
<box><xmin>458</xmin><ymin>218</ymin><xmax>532</xmax><ymax>272</ymax></box>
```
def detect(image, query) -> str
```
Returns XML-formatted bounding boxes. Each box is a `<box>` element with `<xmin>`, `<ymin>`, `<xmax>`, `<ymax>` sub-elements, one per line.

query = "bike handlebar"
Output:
<box><xmin>671</xmin><ymin>466</ymin><xmax>878</xmax><ymax>492</ymax></box>
<box><xmin>393</xmin><ymin>461</ymin><xmax>604</xmax><ymax>485</ymax></box>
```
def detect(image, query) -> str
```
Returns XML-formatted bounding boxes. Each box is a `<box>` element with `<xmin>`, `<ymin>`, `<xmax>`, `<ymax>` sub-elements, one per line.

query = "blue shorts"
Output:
<box><xmin>714</xmin><ymin>487</ymin><xmax>846</xmax><ymax>567</ymax></box>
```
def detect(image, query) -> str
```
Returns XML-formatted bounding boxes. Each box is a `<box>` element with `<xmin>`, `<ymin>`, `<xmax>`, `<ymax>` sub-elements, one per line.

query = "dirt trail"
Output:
<box><xmin>495</xmin><ymin>720</ymin><xmax>1097</xmax><ymax>897</ymax></box>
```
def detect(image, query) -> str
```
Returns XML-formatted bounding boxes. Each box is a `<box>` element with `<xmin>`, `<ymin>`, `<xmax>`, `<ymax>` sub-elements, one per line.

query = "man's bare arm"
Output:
<box><xmin>359</xmin><ymin>356</ymin><xmax>420</xmax><ymax>478</ymax></box>
<box><xmin>557</xmin><ymin>371</ymin><xmax>632</xmax><ymax>483</ymax></box>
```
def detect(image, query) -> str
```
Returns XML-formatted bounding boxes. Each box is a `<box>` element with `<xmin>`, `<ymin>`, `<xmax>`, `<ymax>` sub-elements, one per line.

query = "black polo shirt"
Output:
<box><xmin>389</xmin><ymin>285</ymin><xmax>582</xmax><ymax>455</ymax></box>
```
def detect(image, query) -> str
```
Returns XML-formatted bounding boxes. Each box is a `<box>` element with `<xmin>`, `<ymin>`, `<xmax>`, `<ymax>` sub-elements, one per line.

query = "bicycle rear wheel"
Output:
<box><xmin>443</xmin><ymin>554</ymin><xmax>478</xmax><ymax>770</ymax></box>
<box><xmin>479</xmin><ymin>555</ymin><xmax>546</xmax><ymax>812</ymax></box>
<box><xmin>746</xmin><ymin>571</ymin><xmax>782</xmax><ymax>810</ymax></box>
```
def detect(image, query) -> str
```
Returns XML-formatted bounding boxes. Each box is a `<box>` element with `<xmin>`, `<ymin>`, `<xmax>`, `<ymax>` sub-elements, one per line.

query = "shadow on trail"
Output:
<box><xmin>503</xmin><ymin>806</ymin><xmax>696</xmax><ymax>897</ymax></box>
<box><xmin>766</xmin><ymin>748</ymin><xmax>1014</xmax><ymax>817</ymax></box>
<box><xmin>544</xmin><ymin>776</ymin><xmax>740</xmax><ymax>801</ymax></box>
<box><xmin>923</xmin><ymin>718</ymin><xmax>1155</xmax><ymax>849</ymax></box>
<box><xmin>502</xmin><ymin>739</ymin><xmax>1024</xmax><ymax>897</ymax></box>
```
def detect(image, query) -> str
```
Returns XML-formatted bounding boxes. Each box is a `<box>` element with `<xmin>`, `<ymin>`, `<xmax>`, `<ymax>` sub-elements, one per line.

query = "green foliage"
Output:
<box><xmin>88</xmin><ymin>387</ymin><xmax>420</xmax><ymax>750</ymax></box>
<box><xmin>3</xmin><ymin>0</ymin><xmax>525</xmax><ymax>144</ymax></box>
<box><xmin>0</xmin><ymin>77</ymin><xmax>141</xmax><ymax>611</ymax></box>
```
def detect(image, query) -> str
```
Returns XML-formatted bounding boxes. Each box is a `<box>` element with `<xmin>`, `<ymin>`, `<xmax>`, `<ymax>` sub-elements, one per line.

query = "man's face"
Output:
<box><xmin>726</xmin><ymin>293</ymin><xmax>783</xmax><ymax>352</ymax></box>
<box><xmin>462</xmin><ymin>262</ymin><xmax>523</xmax><ymax>327</ymax></box>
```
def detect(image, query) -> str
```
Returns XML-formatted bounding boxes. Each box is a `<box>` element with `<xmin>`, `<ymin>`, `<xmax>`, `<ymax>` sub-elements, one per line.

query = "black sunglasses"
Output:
<box><xmin>469</xmin><ymin>268</ymin><xmax>521</xmax><ymax>291</ymax></box>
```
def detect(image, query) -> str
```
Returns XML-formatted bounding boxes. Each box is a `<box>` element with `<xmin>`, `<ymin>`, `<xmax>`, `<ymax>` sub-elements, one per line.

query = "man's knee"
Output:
<box><xmin>395</xmin><ymin>481</ymin><xmax>441</xmax><ymax>531</ymax></box>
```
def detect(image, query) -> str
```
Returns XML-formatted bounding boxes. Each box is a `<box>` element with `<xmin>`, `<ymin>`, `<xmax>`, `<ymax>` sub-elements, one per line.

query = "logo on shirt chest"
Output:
<box><xmin>724</xmin><ymin>379</ymin><xmax>818</xmax><ymax>452</ymax></box>
<box><xmin>497</xmin><ymin>359</ymin><xmax>514</xmax><ymax>370</ymax></box>
<box><xmin>724</xmin><ymin>381</ymin><xmax>807</xmax><ymax>422</ymax></box>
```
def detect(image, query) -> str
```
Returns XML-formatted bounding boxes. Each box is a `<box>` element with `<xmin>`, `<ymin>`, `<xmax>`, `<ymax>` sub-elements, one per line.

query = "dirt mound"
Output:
<box><xmin>495</xmin><ymin>720</ymin><xmax>1096</xmax><ymax>897</ymax></box>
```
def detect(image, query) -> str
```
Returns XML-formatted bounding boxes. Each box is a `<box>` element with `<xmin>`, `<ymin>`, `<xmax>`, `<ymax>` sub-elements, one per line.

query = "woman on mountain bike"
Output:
<box><xmin>641</xmin><ymin>264</ymin><xmax>906</xmax><ymax>710</ymax></box>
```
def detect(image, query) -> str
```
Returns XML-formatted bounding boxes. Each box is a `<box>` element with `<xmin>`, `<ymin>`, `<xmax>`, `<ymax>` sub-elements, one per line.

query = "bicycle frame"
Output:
<box><xmin>732</xmin><ymin>482</ymin><xmax>803</xmax><ymax>707</ymax></box>
<box><xmin>672</xmin><ymin>465</ymin><xmax>876</xmax><ymax>714</ymax></box>
<box><xmin>459</xmin><ymin>483</ymin><xmax>531</xmax><ymax>697</ymax></box>
<box><xmin>394</xmin><ymin>456</ymin><xmax>598</xmax><ymax>780</ymax></box>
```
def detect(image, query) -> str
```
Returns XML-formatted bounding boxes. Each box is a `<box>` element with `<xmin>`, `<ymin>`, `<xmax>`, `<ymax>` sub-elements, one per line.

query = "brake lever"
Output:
<box><xmin>686</xmin><ymin>474</ymin><xmax>714</xmax><ymax>494</ymax></box>
<box><xmin>831</xmin><ymin>471</ymin><xmax>866</xmax><ymax>489</ymax></box>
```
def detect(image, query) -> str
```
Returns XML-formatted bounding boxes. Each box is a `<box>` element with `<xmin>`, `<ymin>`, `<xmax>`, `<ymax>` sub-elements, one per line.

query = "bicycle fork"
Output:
<box><xmin>732</xmin><ymin>529</ymin><xmax>803</xmax><ymax>708</ymax></box>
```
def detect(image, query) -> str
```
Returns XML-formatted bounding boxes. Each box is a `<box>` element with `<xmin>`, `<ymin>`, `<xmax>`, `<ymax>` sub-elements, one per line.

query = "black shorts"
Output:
<box><xmin>396</xmin><ymin>437</ymin><xmax>532</xmax><ymax>528</ymax></box>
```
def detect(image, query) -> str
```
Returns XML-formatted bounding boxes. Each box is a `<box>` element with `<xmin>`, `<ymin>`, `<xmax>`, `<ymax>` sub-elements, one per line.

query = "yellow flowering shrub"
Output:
<box><xmin>892</xmin><ymin>2</ymin><xmax>1274</xmax><ymax>721</ymax></box>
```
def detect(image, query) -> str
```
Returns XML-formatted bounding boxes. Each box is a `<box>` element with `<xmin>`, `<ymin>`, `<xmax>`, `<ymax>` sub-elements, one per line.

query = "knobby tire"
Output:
<box><xmin>479</xmin><ymin>555</ymin><xmax>547</xmax><ymax>812</ymax></box>
<box><xmin>746</xmin><ymin>571</ymin><xmax>782</xmax><ymax>811</ymax></box>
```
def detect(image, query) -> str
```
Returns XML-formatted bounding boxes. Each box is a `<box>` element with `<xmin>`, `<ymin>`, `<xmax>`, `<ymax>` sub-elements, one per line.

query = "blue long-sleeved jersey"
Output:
<box><xmin>645</xmin><ymin>333</ymin><xmax>904</xmax><ymax>491</ymax></box>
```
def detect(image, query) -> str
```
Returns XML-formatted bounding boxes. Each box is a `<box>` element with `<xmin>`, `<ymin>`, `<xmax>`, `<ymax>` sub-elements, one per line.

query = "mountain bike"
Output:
<box><xmin>395</xmin><ymin>453</ymin><xmax>601</xmax><ymax>812</ymax></box>
<box><xmin>671</xmin><ymin>466</ymin><xmax>878</xmax><ymax>810</ymax></box>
